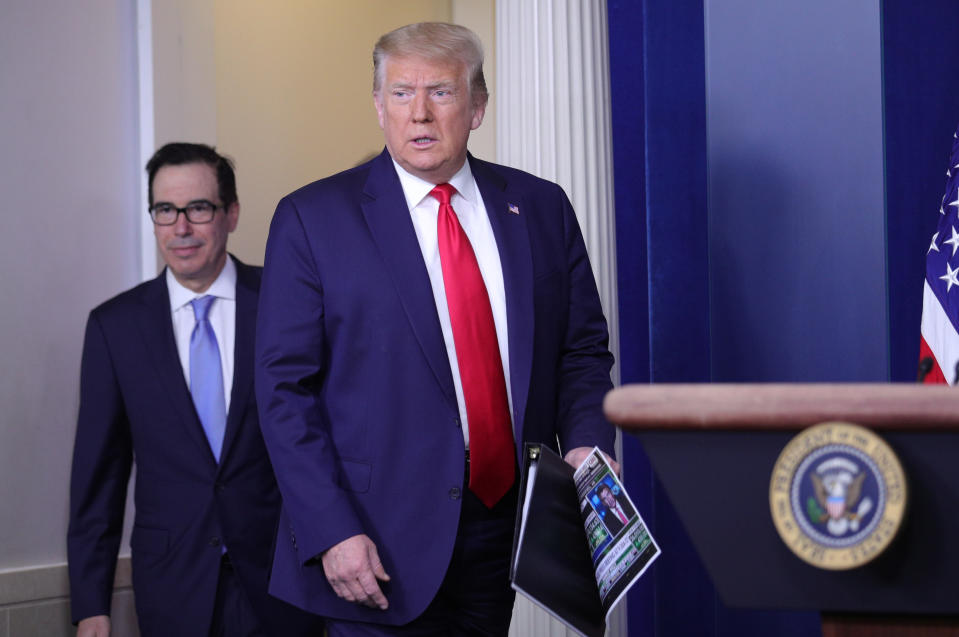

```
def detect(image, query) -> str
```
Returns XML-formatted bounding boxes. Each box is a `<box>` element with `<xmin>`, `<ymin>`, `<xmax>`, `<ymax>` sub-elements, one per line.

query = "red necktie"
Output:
<box><xmin>431</xmin><ymin>183</ymin><xmax>515</xmax><ymax>508</ymax></box>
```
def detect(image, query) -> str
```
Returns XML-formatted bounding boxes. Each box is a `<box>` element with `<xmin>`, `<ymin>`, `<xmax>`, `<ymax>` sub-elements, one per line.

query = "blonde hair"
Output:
<box><xmin>373</xmin><ymin>22</ymin><xmax>488</xmax><ymax>106</ymax></box>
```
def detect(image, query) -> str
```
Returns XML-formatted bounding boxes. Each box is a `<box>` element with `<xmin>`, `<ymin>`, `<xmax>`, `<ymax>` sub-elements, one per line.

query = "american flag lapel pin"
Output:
<box><xmin>508</xmin><ymin>203</ymin><xmax>520</xmax><ymax>215</ymax></box>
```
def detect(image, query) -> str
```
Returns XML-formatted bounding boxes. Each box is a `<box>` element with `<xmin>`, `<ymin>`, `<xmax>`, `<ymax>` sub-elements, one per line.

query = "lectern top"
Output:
<box><xmin>604</xmin><ymin>383</ymin><xmax>959</xmax><ymax>431</ymax></box>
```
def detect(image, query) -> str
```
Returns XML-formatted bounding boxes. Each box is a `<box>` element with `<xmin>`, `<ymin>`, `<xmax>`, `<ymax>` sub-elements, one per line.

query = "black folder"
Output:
<box><xmin>510</xmin><ymin>444</ymin><xmax>605</xmax><ymax>637</ymax></box>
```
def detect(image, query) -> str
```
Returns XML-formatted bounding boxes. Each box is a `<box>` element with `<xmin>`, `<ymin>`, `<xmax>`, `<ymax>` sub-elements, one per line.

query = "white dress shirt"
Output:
<box><xmin>166</xmin><ymin>257</ymin><xmax>236</xmax><ymax>412</ymax></box>
<box><xmin>393</xmin><ymin>159</ymin><xmax>514</xmax><ymax>446</ymax></box>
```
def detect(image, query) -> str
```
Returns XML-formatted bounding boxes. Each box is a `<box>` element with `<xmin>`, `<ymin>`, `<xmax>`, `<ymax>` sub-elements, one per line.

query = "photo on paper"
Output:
<box><xmin>588</xmin><ymin>477</ymin><xmax>637</xmax><ymax>539</ymax></box>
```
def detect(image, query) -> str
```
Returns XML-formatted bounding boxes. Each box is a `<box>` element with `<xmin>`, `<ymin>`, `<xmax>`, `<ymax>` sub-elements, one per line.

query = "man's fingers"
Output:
<box><xmin>356</xmin><ymin>571</ymin><xmax>389</xmax><ymax>609</ymax></box>
<box><xmin>331</xmin><ymin>571</ymin><xmax>385</xmax><ymax>609</ymax></box>
<box><xmin>564</xmin><ymin>446</ymin><xmax>596</xmax><ymax>470</ymax></box>
<box><xmin>564</xmin><ymin>446</ymin><xmax>622</xmax><ymax>476</ymax></box>
<box><xmin>347</xmin><ymin>574</ymin><xmax>378</xmax><ymax>608</ymax></box>
<box><xmin>76</xmin><ymin>615</ymin><xmax>111</xmax><ymax>637</ymax></box>
<box><xmin>367</xmin><ymin>543</ymin><xmax>391</xmax><ymax>582</ymax></box>
<box><xmin>357</xmin><ymin>540</ymin><xmax>389</xmax><ymax>608</ymax></box>
<box><xmin>321</xmin><ymin>534</ymin><xmax>390</xmax><ymax>609</ymax></box>
<box><xmin>330</xmin><ymin>572</ymin><xmax>384</xmax><ymax>609</ymax></box>
<box><xmin>327</xmin><ymin>575</ymin><xmax>356</xmax><ymax>603</ymax></box>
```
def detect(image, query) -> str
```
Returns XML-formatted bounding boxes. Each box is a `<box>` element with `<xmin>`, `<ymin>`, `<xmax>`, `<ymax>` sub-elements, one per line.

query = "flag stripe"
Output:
<box><xmin>918</xmin><ymin>123</ymin><xmax>959</xmax><ymax>385</ymax></box>
<box><xmin>918</xmin><ymin>333</ymin><xmax>947</xmax><ymax>384</ymax></box>
<box><xmin>920</xmin><ymin>280</ymin><xmax>957</xmax><ymax>383</ymax></box>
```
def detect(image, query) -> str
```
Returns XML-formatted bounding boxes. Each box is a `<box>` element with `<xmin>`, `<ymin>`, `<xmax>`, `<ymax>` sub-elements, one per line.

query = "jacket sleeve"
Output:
<box><xmin>554</xmin><ymin>189</ymin><xmax>616</xmax><ymax>457</ymax></box>
<box><xmin>255</xmin><ymin>195</ymin><xmax>365</xmax><ymax>565</ymax></box>
<box><xmin>67</xmin><ymin>311</ymin><xmax>133</xmax><ymax>623</ymax></box>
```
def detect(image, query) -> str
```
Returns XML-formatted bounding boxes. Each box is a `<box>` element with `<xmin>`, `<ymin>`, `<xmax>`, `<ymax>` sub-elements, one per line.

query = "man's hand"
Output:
<box><xmin>77</xmin><ymin>615</ymin><xmax>110</xmax><ymax>637</ymax></box>
<box><xmin>321</xmin><ymin>534</ymin><xmax>391</xmax><ymax>610</ymax></box>
<box><xmin>564</xmin><ymin>446</ymin><xmax>621</xmax><ymax>476</ymax></box>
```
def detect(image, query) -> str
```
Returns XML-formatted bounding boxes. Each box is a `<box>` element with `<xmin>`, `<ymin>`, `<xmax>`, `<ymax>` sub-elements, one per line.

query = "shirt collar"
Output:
<box><xmin>391</xmin><ymin>158</ymin><xmax>478</xmax><ymax>211</ymax></box>
<box><xmin>166</xmin><ymin>254</ymin><xmax>237</xmax><ymax>312</ymax></box>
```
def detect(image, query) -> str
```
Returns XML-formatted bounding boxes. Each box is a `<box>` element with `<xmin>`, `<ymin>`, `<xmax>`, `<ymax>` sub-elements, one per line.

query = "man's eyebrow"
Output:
<box><xmin>388</xmin><ymin>80</ymin><xmax>457</xmax><ymax>91</ymax></box>
<box><xmin>152</xmin><ymin>198</ymin><xmax>213</xmax><ymax>206</ymax></box>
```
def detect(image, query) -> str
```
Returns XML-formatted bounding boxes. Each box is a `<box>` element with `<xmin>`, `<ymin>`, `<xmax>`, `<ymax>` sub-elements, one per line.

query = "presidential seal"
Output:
<box><xmin>769</xmin><ymin>422</ymin><xmax>907</xmax><ymax>570</ymax></box>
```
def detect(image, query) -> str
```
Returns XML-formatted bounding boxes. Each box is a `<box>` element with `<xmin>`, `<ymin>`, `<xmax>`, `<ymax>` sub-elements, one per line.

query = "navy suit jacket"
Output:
<box><xmin>255</xmin><ymin>150</ymin><xmax>615</xmax><ymax>624</ymax></box>
<box><xmin>67</xmin><ymin>256</ymin><xmax>322</xmax><ymax>637</ymax></box>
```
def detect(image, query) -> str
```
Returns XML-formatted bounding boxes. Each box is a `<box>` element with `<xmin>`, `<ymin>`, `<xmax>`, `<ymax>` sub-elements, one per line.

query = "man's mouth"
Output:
<box><xmin>167</xmin><ymin>239</ymin><xmax>203</xmax><ymax>256</ymax></box>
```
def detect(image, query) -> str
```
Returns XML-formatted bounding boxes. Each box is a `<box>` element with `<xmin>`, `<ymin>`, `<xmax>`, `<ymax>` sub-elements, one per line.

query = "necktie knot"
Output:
<box><xmin>430</xmin><ymin>183</ymin><xmax>456</xmax><ymax>206</ymax></box>
<box><xmin>191</xmin><ymin>295</ymin><xmax>216</xmax><ymax>322</ymax></box>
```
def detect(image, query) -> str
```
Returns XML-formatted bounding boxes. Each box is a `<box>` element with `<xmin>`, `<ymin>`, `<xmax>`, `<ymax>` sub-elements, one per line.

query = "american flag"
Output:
<box><xmin>919</xmin><ymin>124</ymin><xmax>959</xmax><ymax>384</ymax></box>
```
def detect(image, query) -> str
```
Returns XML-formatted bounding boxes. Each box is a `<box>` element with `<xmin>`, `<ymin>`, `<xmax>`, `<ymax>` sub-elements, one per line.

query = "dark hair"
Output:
<box><xmin>145</xmin><ymin>142</ymin><xmax>237</xmax><ymax>207</ymax></box>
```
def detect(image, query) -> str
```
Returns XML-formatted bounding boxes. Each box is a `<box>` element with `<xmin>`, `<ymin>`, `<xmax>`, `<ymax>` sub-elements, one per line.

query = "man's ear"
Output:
<box><xmin>226</xmin><ymin>201</ymin><xmax>240</xmax><ymax>233</ymax></box>
<box><xmin>470</xmin><ymin>98</ymin><xmax>487</xmax><ymax>131</ymax></box>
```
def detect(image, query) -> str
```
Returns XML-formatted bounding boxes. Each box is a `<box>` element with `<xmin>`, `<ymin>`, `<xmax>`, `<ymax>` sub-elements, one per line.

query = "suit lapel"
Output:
<box><xmin>136</xmin><ymin>272</ymin><xmax>218</xmax><ymax>464</ymax></box>
<box><xmin>470</xmin><ymin>156</ymin><xmax>534</xmax><ymax>446</ymax></box>
<box><xmin>360</xmin><ymin>150</ymin><xmax>457</xmax><ymax>406</ymax></box>
<box><xmin>219</xmin><ymin>256</ymin><xmax>254</xmax><ymax>470</ymax></box>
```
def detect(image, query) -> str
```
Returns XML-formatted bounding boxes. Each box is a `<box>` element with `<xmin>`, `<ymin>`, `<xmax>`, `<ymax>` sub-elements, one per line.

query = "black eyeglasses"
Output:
<box><xmin>148</xmin><ymin>200</ymin><xmax>224</xmax><ymax>225</ymax></box>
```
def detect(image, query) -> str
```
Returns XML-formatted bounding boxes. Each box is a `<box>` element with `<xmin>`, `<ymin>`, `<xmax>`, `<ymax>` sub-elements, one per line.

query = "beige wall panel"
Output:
<box><xmin>152</xmin><ymin>0</ymin><xmax>218</xmax><ymax>148</ymax></box>
<box><xmin>452</xmin><ymin>0</ymin><xmax>496</xmax><ymax>162</ymax></box>
<box><xmin>213</xmin><ymin>1</ymin><xmax>453</xmax><ymax>264</ymax></box>
<box><xmin>151</xmin><ymin>0</ymin><xmax>219</xmax><ymax>275</ymax></box>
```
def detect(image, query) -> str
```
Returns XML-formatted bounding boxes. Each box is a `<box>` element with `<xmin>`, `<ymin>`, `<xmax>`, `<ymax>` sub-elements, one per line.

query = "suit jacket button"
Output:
<box><xmin>209</xmin><ymin>536</ymin><xmax>221</xmax><ymax>547</ymax></box>
<box><xmin>215</xmin><ymin>482</ymin><xmax>225</xmax><ymax>493</ymax></box>
<box><xmin>449</xmin><ymin>487</ymin><xmax>461</xmax><ymax>499</ymax></box>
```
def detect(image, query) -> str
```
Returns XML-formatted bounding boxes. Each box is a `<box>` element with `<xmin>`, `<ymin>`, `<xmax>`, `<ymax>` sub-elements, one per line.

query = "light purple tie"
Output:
<box><xmin>190</xmin><ymin>295</ymin><xmax>225</xmax><ymax>462</ymax></box>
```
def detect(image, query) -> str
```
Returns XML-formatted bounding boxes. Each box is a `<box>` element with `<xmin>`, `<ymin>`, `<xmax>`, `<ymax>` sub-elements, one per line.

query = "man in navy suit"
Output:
<box><xmin>68</xmin><ymin>143</ymin><xmax>323</xmax><ymax>637</ymax></box>
<box><xmin>597</xmin><ymin>483</ymin><xmax>635</xmax><ymax>537</ymax></box>
<box><xmin>256</xmin><ymin>23</ymin><xmax>618</xmax><ymax>635</ymax></box>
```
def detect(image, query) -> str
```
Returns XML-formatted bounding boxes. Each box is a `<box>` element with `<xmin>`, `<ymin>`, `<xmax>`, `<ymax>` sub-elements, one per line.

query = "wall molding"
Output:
<box><xmin>497</xmin><ymin>1</ymin><xmax>624</xmax><ymax>635</ymax></box>
<box><xmin>0</xmin><ymin>558</ymin><xmax>131</xmax><ymax>607</ymax></box>
<box><xmin>137</xmin><ymin>0</ymin><xmax>156</xmax><ymax>282</ymax></box>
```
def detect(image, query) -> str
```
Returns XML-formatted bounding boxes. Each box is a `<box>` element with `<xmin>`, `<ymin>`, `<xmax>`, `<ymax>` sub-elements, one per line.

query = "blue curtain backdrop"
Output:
<box><xmin>607</xmin><ymin>0</ymin><xmax>959</xmax><ymax>634</ymax></box>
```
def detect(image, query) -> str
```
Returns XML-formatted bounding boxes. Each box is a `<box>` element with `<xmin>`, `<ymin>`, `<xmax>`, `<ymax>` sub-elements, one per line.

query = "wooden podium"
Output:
<box><xmin>604</xmin><ymin>384</ymin><xmax>959</xmax><ymax>637</ymax></box>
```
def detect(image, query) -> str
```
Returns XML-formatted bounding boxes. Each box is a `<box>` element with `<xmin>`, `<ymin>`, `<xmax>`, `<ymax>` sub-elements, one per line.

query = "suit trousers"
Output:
<box><xmin>208</xmin><ymin>555</ymin><xmax>267</xmax><ymax>637</ymax></box>
<box><xmin>327</xmin><ymin>464</ymin><xmax>519</xmax><ymax>636</ymax></box>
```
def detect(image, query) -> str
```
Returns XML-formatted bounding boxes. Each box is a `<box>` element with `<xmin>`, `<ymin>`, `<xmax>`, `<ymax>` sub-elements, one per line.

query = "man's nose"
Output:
<box><xmin>411</xmin><ymin>92</ymin><xmax>432</xmax><ymax>122</ymax></box>
<box><xmin>173</xmin><ymin>212</ymin><xmax>192</xmax><ymax>235</ymax></box>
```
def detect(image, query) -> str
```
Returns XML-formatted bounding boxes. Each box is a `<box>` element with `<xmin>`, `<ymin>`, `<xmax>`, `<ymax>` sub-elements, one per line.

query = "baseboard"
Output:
<box><xmin>0</xmin><ymin>557</ymin><xmax>131</xmax><ymax>606</ymax></box>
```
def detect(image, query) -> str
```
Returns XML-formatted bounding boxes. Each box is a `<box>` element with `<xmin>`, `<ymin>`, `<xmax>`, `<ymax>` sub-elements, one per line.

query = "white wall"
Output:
<box><xmin>0</xmin><ymin>1</ymin><xmax>140</xmax><ymax>570</ymax></box>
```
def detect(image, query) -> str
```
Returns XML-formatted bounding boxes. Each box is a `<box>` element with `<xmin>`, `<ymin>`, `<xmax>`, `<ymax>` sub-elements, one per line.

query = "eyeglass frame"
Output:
<box><xmin>148</xmin><ymin>199</ymin><xmax>225</xmax><ymax>225</ymax></box>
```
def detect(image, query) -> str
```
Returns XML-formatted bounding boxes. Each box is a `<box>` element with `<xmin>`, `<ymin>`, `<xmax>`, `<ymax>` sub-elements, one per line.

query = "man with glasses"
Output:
<box><xmin>67</xmin><ymin>143</ymin><xmax>323</xmax><ymax>637</ymax></box>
